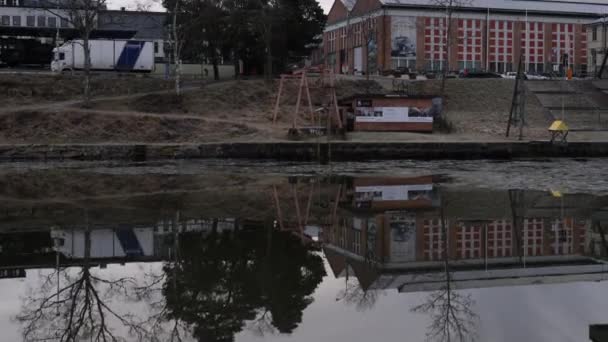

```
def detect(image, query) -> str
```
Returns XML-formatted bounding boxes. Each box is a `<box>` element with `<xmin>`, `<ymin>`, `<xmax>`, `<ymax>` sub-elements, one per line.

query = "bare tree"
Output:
<box><xmin>411</xmin><ymin>194</ymin><xmax>478</xmax><ymax>342</ymax></box>
<box><xmin>359</xmin><ymin>13</ymin><xmax>377</xmax><ymax>82</ymax></box>
<box><xmin>246</xmin><ymin>309</ymin><xmax>278</xmax><ymax>337</ymax></box>
<box><xmin>132</xmin><ymin>224</ymin><xmax>191</xmax><ymax>342</ymax></box>
<box><xmin>168</xmin><ymin>0</ymin><xmax>185</xmax><ymax>95</ymax></box>
<box><xmin>43</xmin><ymin>0</ymin><xmax>108</xmax><ymax>107</ymax></box>
<box><xmin>254</xmin><ymin>0</ymin><xmax>276</xmax><ymax>82</ymax></box>
<box><xmin>411</xmin><ymin>281</ymin><xmax>477</xmax><ymax>342</ymax></box>
<box><xmin>335</xmin><ymin>264</ymin><xmax>381</xmax><ymax>312</ymax></box>
<box><xmin>431</xmin><ymin>0</ymin><xmax>473</xmax><ymax>95</ymax></box>
<box><xmin>133</xmin><ymin>0</ymin><xmax>161</xmax><ymax>11</ymax></box>
<box><xmin>16</xmin><ymin>228</ymin><xmax>148</xmax><ymax>341</ymax></box>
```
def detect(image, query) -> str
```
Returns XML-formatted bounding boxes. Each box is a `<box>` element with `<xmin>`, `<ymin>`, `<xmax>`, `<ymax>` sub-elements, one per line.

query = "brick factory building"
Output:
<box><xmin>323</xmin><ymin>0</ymin><xmax>608</xmax><ymax>76</ymax></box>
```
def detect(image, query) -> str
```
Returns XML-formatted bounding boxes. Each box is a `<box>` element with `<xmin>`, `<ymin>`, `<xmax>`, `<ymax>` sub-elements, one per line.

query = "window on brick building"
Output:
<box><xmin>1</xmin><ymin>15</ymin><xmax>9</xmax><ymax>26</ymax></box>
<box><xmin>26</xmin><ymin>15</ymin><xmax>34</xmax><ymax>26</ymax></box>
<box><xmin>12</xmin><ymin>15</ymin><xmax>20</xmax><ymax>26</ymax></box>
<box><xmin>37</xmin><ymin>15</ymin><xmax>45</xmax><ymax>27</ymax></box>
<box><xmin>48</xmin><ymin>17</ymin><xmax>56</xmax><ymax>28</ymax></box>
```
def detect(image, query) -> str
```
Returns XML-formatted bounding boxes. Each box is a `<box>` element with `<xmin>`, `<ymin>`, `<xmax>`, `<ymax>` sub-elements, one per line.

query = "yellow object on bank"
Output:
<box><xmin>548</xmin><ymin>120</ymin><xmax>569</xmax><ymax>132</ymax></box>
<box><xmin>550</xmin><ymin>190</ymin><xmax>563</xmax><ymax>198</ymax></box>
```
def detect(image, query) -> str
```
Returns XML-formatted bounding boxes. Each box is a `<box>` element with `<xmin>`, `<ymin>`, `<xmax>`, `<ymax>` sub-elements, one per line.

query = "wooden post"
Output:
<box><xmin>292</xmin><ymin>183</ymin><xmax>304</xmax><ymax>241</ymax></box>
<box><xmin>272</xmin><ymin>76</ymin><xmax>284</xmax><ymax>124</ymax></box>
<box><xmin>304</xmin><ymin>184</ymin><xmax>314</xmax><ymax>226</ymax></box>
<box><xmin>294</xmin><ymin>73</ymin><xmax>305</xmax><ymax>128</ymax></box>
<box><xmin>272</xmin><ymin>185</ymin><xmax>285</xmax><ymax>231</ymax></box>
<box><xmin>332</xmin><ymin>184</ymin><xmax>342</xmax><ymax>224</ymax></box>
<box><xmin>304</xmin><ymin>74</ymin><xmax>314</xmax><ymax>121</ymax></box>
<box><xmin>330</xmin><ymin>71</ymin><xmax>343</xmax><ymax>128</ymax></box>
<box><xmin>332</xmin><ymin>91</ymin><xmax>342</xmax><ymax>128</ymax></box>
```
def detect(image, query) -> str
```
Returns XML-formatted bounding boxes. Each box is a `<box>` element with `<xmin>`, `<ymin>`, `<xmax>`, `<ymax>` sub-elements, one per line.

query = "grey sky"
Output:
<box><xmin>7</xmin><ymin>259</ymin><xmax>608</xmax><ymax>342</ymax></box>
<box><xmin>107</xmin><ymin>0</ymin><xmax>334</xmax><ymax>12</ymax></box>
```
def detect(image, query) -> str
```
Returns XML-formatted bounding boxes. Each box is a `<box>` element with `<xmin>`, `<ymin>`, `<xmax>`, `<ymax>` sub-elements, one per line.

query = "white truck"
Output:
<box><xmin>51</xmin><ymin>39</ymin><xmax>155</xmax><ymax>73</ymax></box>
<box><xmin>51</xmin><ymin>227</ymin><xmax>155</xmax><ymax>259</ymax></box>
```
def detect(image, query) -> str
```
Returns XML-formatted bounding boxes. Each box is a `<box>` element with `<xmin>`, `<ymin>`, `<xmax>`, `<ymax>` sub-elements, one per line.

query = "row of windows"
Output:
<box><xmin>0</xmin><ymin>0</ymin><xmax>20</xmax><ymax>5</ymax></box>
<box><xmin>0</xmin><ymin>15</ymin><xmax>68</xmax><ymax>28</ymax></box>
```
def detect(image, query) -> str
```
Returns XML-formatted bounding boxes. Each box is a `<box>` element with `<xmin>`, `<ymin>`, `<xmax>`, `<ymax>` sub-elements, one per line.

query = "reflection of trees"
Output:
<box><xmin>411</xmin><ymin>272</ymin><xmax>477</xmax><ymax>342</ymax></box>
<box><xmin>17</xmin><ymin>228</ymin><xmax>145</xmax><ymax>342</ymax></box>
<box><xmin>16</xmin><ymin>217</ymin><xmax>326</xmax><ymax>342</ymax></box>
<box><xmin>162</xmin><ymin>224</ymin><xmax>326</xmax><ymax>342</ymax></box>
<box><xmin>411</xmin><ymin>195</ymin><xmax>478</xmax><ymax>342</ymax></box>
<box><xmin>336</xmin><ymin>275</ymin><xmax>379</xmax><ymax>312</ymax></box>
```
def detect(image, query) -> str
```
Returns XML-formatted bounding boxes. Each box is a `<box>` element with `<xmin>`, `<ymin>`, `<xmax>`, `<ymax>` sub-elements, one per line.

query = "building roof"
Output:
<box><xmin>98</xmin><ymin>11</ymin><xmax>166</xmax><ymax>40</ymax></box>
<box><xmin>379</xmin><ymin>0</ymin><xmax>608</xmax><ymax>16</ymax></box>
<box><xmin>341</xmin><ymin>0</ymin><xmax>357</xmax><ymax>11</ymax></box>
<box><xmin>587</xmin><ymin>16</ymin><xmax>608</xmax><ymax>26</ymax></box>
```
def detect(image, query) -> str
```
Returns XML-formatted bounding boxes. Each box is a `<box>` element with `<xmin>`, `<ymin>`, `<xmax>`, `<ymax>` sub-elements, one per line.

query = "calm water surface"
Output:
<box><xmin>1</xmin><ymin>160</ymin><xmax>608</xmax><ymax>342</ymax></box>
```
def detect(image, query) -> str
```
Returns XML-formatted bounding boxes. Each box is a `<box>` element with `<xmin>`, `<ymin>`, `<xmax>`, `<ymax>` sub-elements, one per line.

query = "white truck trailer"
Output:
<box><xmin>51</xmin><ymin>227</ymin><xmax>155</xmax><ymax>259</ymax></box>
<box><xmin>51</xmin><ymin>39</ymin><xmax>155</xmax><ymax>73</ymax></box>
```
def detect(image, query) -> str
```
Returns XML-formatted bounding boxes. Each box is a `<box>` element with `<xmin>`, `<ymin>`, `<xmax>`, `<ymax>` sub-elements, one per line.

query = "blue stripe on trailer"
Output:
<box><xmin>116</xmin><ymin>41</ymin><xmax>145</xmax><ymax>70</ymax></box>
<box><xmin>115</xmin><ymin>226</ymin><xmax>144</xmax><ymax>257</ymax></box>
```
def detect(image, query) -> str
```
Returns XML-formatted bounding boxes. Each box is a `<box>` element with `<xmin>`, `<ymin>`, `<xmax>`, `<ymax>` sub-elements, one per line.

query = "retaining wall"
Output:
<box><xmin>0</xmin><ymin>142</ymin><xmax>607</xmax><ymax>162</ymax></box>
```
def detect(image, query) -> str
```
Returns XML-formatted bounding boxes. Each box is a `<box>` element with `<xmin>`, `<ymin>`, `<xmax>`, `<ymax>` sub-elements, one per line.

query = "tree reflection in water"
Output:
<box><xmin>162</xmin><ymin>224</ymin><xmax>326</xmax><ymax>341</ymax></box>
<box><xmin>17</xmin><ymin>226</ymin><xmax>146</xmax><ymax>342</ymax></box>
<box><xmin>16</xmin><ymin>220</ymin><xmax>325</xmax><ymax>342</ymax></box>
<box><xmin>411</xmin><ymin>196</ymin><xmax>479</xmax><ymax>342</ymax></box>
<box><xmin>336</xmin><ymin>276</ymin><xmax>380</xmax><ymax>312</ymax></box>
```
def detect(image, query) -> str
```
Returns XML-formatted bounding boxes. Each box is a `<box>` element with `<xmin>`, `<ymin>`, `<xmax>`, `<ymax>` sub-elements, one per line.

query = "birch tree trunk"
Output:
<box><xmin>173</xmin><ymin>1</ymin><xmax>181</xmax><ymax>96</ymax></box>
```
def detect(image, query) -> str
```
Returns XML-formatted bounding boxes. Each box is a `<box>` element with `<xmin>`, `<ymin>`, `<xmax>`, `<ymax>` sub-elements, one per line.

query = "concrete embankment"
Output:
<box><xmin>0</xmin><ymin>142</ymin><xmax>608</xmax><ymax>162</ymax></box>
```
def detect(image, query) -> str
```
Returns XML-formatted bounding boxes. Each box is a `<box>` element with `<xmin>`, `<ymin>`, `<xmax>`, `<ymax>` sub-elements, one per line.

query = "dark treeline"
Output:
<box><xmin>164</xmin><ymin>0</ymin><xmax>326</xmax><ymax>80</ymax></box>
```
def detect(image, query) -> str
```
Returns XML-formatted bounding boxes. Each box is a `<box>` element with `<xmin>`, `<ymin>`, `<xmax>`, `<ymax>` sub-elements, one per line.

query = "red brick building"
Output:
<box><xmin>324</xmin><ymin>0</ymin><xmax>608</xmax><ymax>75</ymax></box>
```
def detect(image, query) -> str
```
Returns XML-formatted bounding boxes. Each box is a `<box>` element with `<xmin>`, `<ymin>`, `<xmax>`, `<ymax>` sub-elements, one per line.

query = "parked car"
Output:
<box><xmin>525</xmin><ymin>73</ymin><xmax>549</xmax><ymax>80</ymax></box>
<box><xmin>460</xmin><ymin>71</ymin><xmax>502</xmax><ymax>78</ymax></box>
<box><xmin>502</xmin><ymin>72</ymin><xmax>517</xmax><ymax>79</ymax></box>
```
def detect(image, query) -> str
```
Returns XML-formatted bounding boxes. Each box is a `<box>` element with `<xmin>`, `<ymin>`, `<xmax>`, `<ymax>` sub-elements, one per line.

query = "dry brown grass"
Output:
<box><xmin>0</xmin><ymin>110</ymin><xmax>260</xmax><ymax>143</ymax></box>
<box><xmin>0</xmin><ymin>74</ymin><xmax>173</xmax><ymax>106</ymax></box>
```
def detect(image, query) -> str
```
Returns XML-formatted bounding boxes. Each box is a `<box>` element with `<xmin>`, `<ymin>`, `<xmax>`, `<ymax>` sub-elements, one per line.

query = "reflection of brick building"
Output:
<box><xmin>422</xmin><ymin>218</ymin><xmax>444</xmax><ymax>261</ymax></box>
<box><xmin>488</xmin><ymin>219</ymin><xmax>513</xmax><ymax>258</ymax></box>
<box><xmin>325</xmin><ymin>180</ymin><xmax>593</xmax><ymax>266</ymax></box>
<box><xmin>325</xmin><ymin>176</ymin><xmax>437</xmax><ymax>264</ymax></box>
<box><xmin>416</xmin><ymin>217</ymin><xmax>590</xmax><ymax>262</ymax></box>
<box><xmin>324</xmin><ymin>183</ymin><xmax>603</xmax><ymax>293</ymax></box>
<box><xmin>326</xmin><ymin>213</ymin><xmax>591</xmax><ymax>264</ymax></box>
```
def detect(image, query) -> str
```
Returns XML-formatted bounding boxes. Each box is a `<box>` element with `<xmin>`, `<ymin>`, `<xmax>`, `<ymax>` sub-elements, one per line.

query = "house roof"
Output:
<box><xmin>341</xmin><ymin>0</ymin><xmax>358</xmax><ymax>11</ymax></box>
<box><xmin>379</xmin><ymin>0</ymin><xmax>608</xmax><ymax>16</ymax></box>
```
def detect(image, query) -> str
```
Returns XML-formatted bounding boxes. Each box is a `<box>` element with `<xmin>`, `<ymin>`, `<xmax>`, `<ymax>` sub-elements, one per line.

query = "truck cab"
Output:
<box><xmin>51</xmin><ymin>44</ymin><xmax>71</xmax><ymax>73</ymax></box>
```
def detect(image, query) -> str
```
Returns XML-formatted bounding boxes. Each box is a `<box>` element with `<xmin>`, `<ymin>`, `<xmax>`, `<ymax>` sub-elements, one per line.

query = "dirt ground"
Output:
<box><xmin>0</xmin><ymin>74</ymin><xmax>174</xmax><ymax>106</ymax></box>
<box><xmin>0</xmin><ymin>109</ymin><xmax>263</xmax><ymax>143</ymax></box>
<box><xmin>0</xmin><ymin>76</ymin><xmax>387</xmax><ymax>143</ymax></box>
<box><xmin>0</xmin><ymin>75</ymin><xmax>583</xmax><ymax>144</ymax></box>
<box><xmin>396</xmin><ymin>79</ymin><xmax>551</xmax><ymax>140</ymax></box>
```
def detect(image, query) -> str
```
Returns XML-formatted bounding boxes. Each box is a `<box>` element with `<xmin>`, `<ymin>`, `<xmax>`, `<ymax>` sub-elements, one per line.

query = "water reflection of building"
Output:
<box><xmin>324</xmin><ymin>177</ymin><xmax>608</xmax><ymax>292</ymax></box>
<box><xmin>326</xmin><ymin>176</ymin><xmax>437</xmax><ymax>265</ymax></box>
<box><xmin>421</xmin><ymin>217</ymin><xmax>589</xmax><ymax>262</ymax></box>
<box><xmin>51</xmin><ymin>218</ymin><xmax>240</xmax><ymax>259</ymax></box>
<box><xmin>0</xmin><ymin>217</ymin><xmax>243</xmax><ymax>278</ymax></box>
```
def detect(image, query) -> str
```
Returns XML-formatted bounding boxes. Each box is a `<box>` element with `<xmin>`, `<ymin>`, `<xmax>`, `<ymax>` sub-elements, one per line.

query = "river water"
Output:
<box><xmin>1</xmin><ymin>159</ymin><xmax>608</xmax><ymax>342</ymax></box>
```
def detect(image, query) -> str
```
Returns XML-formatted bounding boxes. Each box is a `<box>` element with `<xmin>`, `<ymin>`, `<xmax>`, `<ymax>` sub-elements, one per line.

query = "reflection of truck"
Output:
<box><xmin>51</xmin><ymin>39</ymin><xmax>154</xmax><ymax>73</ymax></box>
<box><xmin>51</xmin><ymin>228</ymin><xmax>155</xmax><ymax>259</ymax></box>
